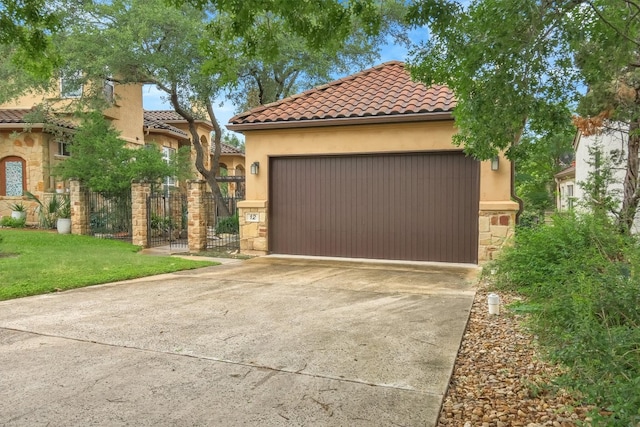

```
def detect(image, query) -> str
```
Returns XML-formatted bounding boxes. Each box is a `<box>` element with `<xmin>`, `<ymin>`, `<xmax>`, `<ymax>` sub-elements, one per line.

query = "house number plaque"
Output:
<box><xmin>245</xmin><ymin>213</ymin><xmax>260</xmax><ymax>223</ymax></box>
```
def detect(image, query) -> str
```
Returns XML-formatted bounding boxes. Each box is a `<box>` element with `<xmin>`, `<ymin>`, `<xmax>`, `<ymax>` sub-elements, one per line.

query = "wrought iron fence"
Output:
<box><xmin>147</xmin><ymin>189</ymin><xmax>188</xmax><ymax>250</ymax></box>
<box><xmin>88</xmin><ymin>191</ymin><xmax>132</xmax><ymax>241</ymax></box>
<box><xmin>205</xmin><ymin>195</ymin><xmax>241</xmax><ymax>252</ymax></box>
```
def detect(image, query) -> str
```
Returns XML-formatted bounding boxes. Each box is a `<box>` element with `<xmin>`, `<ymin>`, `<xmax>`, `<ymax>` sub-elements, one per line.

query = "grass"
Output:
<box><xmin>0</xmin><ymin>229</ymin><xmax>218</xmax><ymax>300</ymax></box>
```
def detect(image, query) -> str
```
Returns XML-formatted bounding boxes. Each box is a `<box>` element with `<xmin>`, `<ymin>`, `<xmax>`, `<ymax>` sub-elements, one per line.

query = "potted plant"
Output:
<box><xmin>10</xmin><ymin>202</ymin><xmax>27</xmax><ymax>220</ymax></box>
<box><xmin>56</xmin><ymin>195</ymin><xmax>71</xmax><ymax>234</ymax></box>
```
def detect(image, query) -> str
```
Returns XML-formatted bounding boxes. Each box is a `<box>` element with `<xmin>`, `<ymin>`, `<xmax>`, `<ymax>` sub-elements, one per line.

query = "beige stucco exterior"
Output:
<box><xmin>237</xmin><ymin>120</ymin><xmax>519</xmax><ymax>262</ymax></box>
<box><xmin>0</xmin><ymin>82</ymin><xmax>213</xmax><ymax>221</ymax></box>
<box><xmin>218</xmin><ymin>153</ymin><xmax>245</xmax><ymax>175</ymax></box>
<box><xmin>2</xmin><ymin>82</ymin><xmax>146</xmax><ymax>144</ymax></box>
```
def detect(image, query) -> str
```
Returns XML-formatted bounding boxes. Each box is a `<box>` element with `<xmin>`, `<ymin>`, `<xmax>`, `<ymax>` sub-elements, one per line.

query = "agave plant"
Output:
<box><xmin>9</xmin><ymin>202</ymin><xmax>26</xmax><ymax>212</ymax></box>
<box><xmin>24</xmin><ymin>191</ymin><xmax>61</xmax><ymax>229</ymax></box>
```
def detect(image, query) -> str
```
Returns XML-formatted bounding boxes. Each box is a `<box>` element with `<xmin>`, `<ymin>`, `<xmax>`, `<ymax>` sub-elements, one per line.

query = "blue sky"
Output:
<box><xmin>142</xmin><ymin>28</ymin><xmax>428</xmax><ymax>132</ymax></box>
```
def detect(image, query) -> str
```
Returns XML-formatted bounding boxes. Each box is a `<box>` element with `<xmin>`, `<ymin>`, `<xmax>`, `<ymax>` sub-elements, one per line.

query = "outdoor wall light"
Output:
<box><xmin>250</xmin><ymin>161</ymin><xmax>260</xmax><ymax>175</ymax></box>
<box><xmin>491</xmin><ymin>156</ymin><xmax>499</xmax><ymax>171</ymax></box>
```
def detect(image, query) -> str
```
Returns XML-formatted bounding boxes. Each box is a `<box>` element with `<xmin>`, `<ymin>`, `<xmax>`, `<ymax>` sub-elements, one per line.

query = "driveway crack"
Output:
<box><xmin>1</xmin><ymin>326</ymin><xmax>435</xmax><ymax>395</ymax></box>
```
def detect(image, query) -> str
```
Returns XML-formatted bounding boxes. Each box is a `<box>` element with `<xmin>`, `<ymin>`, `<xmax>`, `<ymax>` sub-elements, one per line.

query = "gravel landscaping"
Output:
<box><xmin>438</xmin><ymin>282</ymin><xmax>593</xmax><ymax>427</ymax></box>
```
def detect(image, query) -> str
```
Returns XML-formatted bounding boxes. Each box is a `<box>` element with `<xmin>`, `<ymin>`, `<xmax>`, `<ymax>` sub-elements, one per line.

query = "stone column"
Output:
<box><xmin>237</xmin><ymin>200</ymin><xmax>268</xmax><ymax>256</ymax></box>
<box><xmin>478</xmin><ymin>202</ymin><xmax>518</xmax><ymax>262</ymax></box>
<box><xmin>131</xmin><ymin>181</ymin><xmax>152</xmax><ymax>248</ymax></box>
<box><xmin>187</xmin><ymin>180</ymin><xmax>207</xmax><ymax>253</ymax></box>
<box><xmin>69</xmin><ymin>179</ymin><xmax>89</xmax><ymax>235</ymax></box>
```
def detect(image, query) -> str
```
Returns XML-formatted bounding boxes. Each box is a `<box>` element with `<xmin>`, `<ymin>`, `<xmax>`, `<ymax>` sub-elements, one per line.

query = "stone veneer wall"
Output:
<box><xmin>0</xmin><ymin>131</ymin><xmax>47</xmax><ymax>222</ymax></box>
<box><xmin>187</xmin><ymin>180</ymin><xmax>207</xmax><ymax>252</ymax></box>
<box><xmin>478</xmin><ymin>211</ymin><xmax>516</xmax><ymax>262</ymax></box>
<box><xmin>131</xmin><ymin>182</ymin><xmax>152</xmax><ymax>247</ymax></box>
<box><xmin>69</xmin><ymin>179</ymin><xmax>89</xmax><ymax>235</ymax></box>
<box><xmin>238</xmin><ymin>200</ymin><xmax>268</xmax><ymax>255</ymax></box>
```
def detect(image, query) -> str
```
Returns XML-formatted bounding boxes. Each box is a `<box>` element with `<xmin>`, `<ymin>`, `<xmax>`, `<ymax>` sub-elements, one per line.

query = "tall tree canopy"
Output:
<box><xmin>407</xmin><ymin>0</ymin><xmax>640</xmax><ymax>231</ymax></box>
<box><xmin>2</xmin><ymin>0</ymin><xmax>394</xmax><ymax>214</ymax></box>
<box><xmin>0</xmin><ymin>0</ymin><xmax>61</xmax><ymax>76</ymax></box>
<box><xmin>208</xmin><ymin>1</ymin><xmax>408</xmax><ymax>109</ymax></box>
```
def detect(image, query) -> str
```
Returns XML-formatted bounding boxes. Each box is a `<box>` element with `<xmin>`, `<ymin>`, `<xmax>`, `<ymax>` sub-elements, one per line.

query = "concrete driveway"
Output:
<box><xmin>0</xmin><ymin>256</ymin><xmax>478</xmax><ymax>426</ymax></box>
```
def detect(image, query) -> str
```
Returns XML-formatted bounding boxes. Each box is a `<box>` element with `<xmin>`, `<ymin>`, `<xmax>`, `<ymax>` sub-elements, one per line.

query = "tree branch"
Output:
<box><xmin>586</xmin><ymin>1</ymin><xmax>640</xmax><ymax>48</ymax></box>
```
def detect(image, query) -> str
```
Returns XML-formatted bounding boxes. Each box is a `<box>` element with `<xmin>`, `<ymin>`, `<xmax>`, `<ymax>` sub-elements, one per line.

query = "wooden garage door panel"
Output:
<box><xmin>269</xmin><ymin>152</ymin><xmax>480</xmax><ymax>263</ymax></box>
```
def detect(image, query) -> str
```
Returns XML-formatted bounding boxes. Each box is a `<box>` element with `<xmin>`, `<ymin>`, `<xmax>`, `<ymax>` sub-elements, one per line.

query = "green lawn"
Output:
<box><xmin>0</xmin><ymin>229</ymin><xmax>217</xmax><ymax>300</ymax></box>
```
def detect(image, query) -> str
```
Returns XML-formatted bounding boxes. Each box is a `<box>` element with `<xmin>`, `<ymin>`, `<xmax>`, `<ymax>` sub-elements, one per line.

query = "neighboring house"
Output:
<box><xmin>572</xmin><ymin>123</ymin><xmax>640</xmax><ymax>232</ymax></box>
<box><xmin>554</xmin><ymin>162</ymin><xmax>576</xmax><ymax>212</ymax></box>
<box><xmin>143</xmin><ymin>110</ymin><xmax>246</xmax><ymax>196</ymax></box>
<box><xmin>0</xmin><ymin>81</ymin><xmax>214</xmax><ymax>221</ymax></box>
<box><xmin>217</xmin><ymin>143</ymin><xmax>245</xmax><ymax>197</ymax></box>
<box><xmin>228</xmin><ymin>61</ymin><xmax>519</xmax><ymax>264</ymax></box>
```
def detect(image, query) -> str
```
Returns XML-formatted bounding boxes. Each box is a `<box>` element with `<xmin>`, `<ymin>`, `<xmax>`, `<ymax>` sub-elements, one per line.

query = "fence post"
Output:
<box><xmin>187</xmin><ymin>180</ymin><xmax>207</xmax><ymax>253</ymax></box>
<box><xmin>131</xmin><ymin>181</ymin><xmax>152</xmax><ymax>248</ymax></box>
<box><xmin>69</xmin><ymin>179</ymin><xmax>89</xmax><ymax>235</ymax></box>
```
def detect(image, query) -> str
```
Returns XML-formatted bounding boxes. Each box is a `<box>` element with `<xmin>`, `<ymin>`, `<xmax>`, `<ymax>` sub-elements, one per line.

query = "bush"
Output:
<box><xmin>0</xmin><ymin>216</ymin><xmax>26</xmax><ymax>228</ymax></box>
<box><xmin>216</xmin><ymin>214</ymin><xmax>239</xmax><ymax>234</ymax></box>
<box><xmin>492</xmin><ymin>212</ymin><xmax>640</xmax><ymax>426</ymax></box>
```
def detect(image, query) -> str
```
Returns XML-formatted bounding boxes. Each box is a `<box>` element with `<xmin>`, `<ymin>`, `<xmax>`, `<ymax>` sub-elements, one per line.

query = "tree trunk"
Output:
<box><xmin>205</xmin><ymin>101</ymin><xmax>232</xmax><ymax>217</ymax></box>
<box><xmin>167</xmin><ymin>88</ymin><xmax>231</xmax><ymax>217</ymax></box>
<box><xmin>620</xmin><ymin>119</ymin><xmax>640</xmax><ymax>233</ymax></box>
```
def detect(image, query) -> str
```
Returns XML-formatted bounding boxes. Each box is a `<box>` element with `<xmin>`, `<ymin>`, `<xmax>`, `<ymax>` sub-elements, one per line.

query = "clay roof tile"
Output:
<box><xmin>229</xmin><ymin>61</ymin><xmax>455</xmax><ymax>129</ymax></box>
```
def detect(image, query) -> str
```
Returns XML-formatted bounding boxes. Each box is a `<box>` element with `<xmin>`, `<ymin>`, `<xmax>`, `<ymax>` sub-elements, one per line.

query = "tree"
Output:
<box><xmin>513</xmin><ymin>132</ymin><xmax>574</xmax><ymax>218</ymax></box>
<box><xmin>0</xmin><ymin>0</ymin><xmax>61</xmax><ymax>76</ymax></box>
<box><xmin>54</xmin><ymin>112</ymin><xmax>183</xmax><ymax>197</ymax></box>
<box><xmin>174</xmin><ymin>0</ymin><xmax>383</xmax><ymax>60</ymax></box>
<box><xmin>214</xmin><ymin>1</ymin><xmax>408</xmax><ymax>110</ymax></box>
<box><xmin>407</xmin><ymin>0</ymin><xmax>640</xmax><ymax>232</ymax></box>
<box><xmin>221</xmin><ymin>131</ymin><xmax>245</xmax><ymax>153</ymax></box>
<box><xmin>34</xmin><ymin>0</ymin><xmax>391</xmax><ymax>216</ymax></box>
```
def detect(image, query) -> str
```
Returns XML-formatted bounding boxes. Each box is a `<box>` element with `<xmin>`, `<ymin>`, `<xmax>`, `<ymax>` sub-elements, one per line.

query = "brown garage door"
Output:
<box><xmin>269</xmin><ymin>152</ymin><xmax>480</xmax><ymax>263</ymax></box>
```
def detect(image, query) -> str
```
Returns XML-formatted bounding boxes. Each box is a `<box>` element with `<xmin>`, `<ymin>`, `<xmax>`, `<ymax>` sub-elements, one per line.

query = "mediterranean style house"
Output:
<box><xmin>0</xmin><ymin>79</ymin><xmax>243</xmax><ymax>222</ymax></box>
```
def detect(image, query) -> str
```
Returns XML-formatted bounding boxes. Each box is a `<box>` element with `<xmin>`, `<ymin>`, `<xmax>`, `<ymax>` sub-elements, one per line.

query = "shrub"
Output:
<box><xmin>492</xmin><ymin>212</ymin><xmax>640</xmax><ymax>426</ymax></box>
<box><xmin>0</xmin><ymin>216</ymin><xmax>26</xmax><ymax>228</ymax></box>
<box><xmin>216</xmin><ymin>214</ymin><xmax>239</xmax><ymax>234</ymax></box>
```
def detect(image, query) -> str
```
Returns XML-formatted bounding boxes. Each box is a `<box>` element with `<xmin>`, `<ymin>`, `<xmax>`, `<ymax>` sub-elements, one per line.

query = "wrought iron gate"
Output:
<box><xmin>147</xmin><ymin>189</ymin><xmax>188</xmax><ymax>250</ymax></box>
<box><xmin>205</xmin><ymin>195</ymin><xmax>241</xmax><ymax>252</ymax></box>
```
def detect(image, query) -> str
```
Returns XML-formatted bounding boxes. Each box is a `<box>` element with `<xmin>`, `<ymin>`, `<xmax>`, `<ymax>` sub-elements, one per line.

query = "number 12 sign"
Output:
<box><xmin>245</xmin><ymin>213</ymin><xmax>260</xmax><ymax>223</ymax></box>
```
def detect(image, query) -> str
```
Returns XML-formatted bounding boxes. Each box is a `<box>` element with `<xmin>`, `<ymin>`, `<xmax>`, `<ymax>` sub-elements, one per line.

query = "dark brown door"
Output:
<box><xmin>269</xmin><ymin>152</ymin><xmax>480</xmax><ymax>263</ymax></box>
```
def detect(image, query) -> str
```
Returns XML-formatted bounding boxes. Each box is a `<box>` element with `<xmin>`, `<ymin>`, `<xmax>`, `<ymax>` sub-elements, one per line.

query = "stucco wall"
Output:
<box><xmin>104</xmin><ymin>83</ymin><xmax>145</xmax><ymax>144</ymax></box>
<box><xmin>237</xmin><ymin>120</ymin><xmax>518</xmax><ymax>262</ymax></box>
<box><xmin>241</xmin><ymin>121</ymin><xmax>512</xmax><ymax>202</ymax></box>
<box><xmin>1</xmin><ymin>82</ymin><xmax>145</xmax><ymax>144</ymax></box>
<box><xmin>556</xmin><ymin>176</ymin><xmax>575</xmax><ymax>212</ymax></box>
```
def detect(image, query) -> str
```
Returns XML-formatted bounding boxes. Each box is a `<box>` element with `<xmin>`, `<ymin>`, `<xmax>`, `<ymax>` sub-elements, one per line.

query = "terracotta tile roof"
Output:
<box><xmin>143</xmin><ymin>112</ymin><xmax>188</xmax><ymax>139</ymax></box>
<box><xmin>0</xmin><ymin>108</ymin><xmax>31</xmax><ymax>123</ymax></box>
<box><xmin>220</xmin><ymin>143</ymin><xmax>244</xmax><ymax>155</ymax></box>
<box><xmin>144</xmin><ymin>110</ymin><xmax>213</xmax><ymax>129</ymax></box>
<box><xmin>228</xmin><ymin>61</ymin><xmax>455</xmax><ymax>131</ymax></box>
<box><xmin>144</xmin><ymin>110</ymin><xmax>186</xmax><ymax>122</ymax></box>
<box><xmin>0</xmin><ymin>108</ymin><xmax>76</xmax><ymax>129</ymax></box>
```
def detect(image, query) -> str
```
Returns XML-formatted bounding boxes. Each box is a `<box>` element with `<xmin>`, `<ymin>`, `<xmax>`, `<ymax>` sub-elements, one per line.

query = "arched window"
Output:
<box><xmin>0</xmin><ymin>156</ymin><xmax>27</xmax><ymax>196</ymax></box>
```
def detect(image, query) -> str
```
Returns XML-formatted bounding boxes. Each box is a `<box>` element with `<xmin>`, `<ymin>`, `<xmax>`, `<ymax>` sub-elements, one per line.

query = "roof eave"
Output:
<box><xmin>0</xmin><ymin>122</ymin><xmax>74</xmax><ymax>131</ymax></box>
<box><xmin>226</xmin><ymin>111</ymin><xmax>454</xmax><ymax>132</ymax></box>
<box><xmin>161</xmin><ymin>119</ymin><xmax>214</xmax><ymax>129</ymax></box>
<box><xmin>217</xmin><ymin>151</ymin><xmax>246</xmax><ymax>157</ymax></box>
<box><xmin>144</xmin><ymin>126</ymin><xmax>189</xmax><ymax>140</ymax></box>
